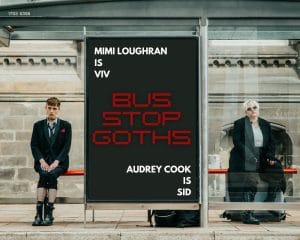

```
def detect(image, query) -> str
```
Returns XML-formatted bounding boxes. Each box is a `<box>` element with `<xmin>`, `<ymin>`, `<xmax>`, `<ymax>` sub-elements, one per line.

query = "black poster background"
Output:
<box><xmin>86</xmin><ymin>37</ymin><xmax>199</xmax><ymax>202</ymax></box>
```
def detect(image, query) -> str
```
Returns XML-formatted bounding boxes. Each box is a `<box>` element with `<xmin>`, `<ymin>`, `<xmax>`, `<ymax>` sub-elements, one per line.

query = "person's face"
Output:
<box><xmin>46</xmin><ymin>104</ymin><xmax>60</xmax><ymax>121</ymax></box>
<box><xmin>245</xmin><ymin>104</ymin><xmax>259</xmax><ymax>119</ymax></box>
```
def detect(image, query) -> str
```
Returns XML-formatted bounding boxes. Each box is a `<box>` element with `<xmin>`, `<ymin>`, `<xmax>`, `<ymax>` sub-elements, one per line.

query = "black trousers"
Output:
<box><xmin>255</xmin><ymin>147</ymin><xmax>286</xmax><ymax>193</ymax></box>
<box><xmin>228</xmin><ymin>172</ymin><xmax>259</xmax><ymax>202</ymax></box>
<box><xmin>259</xmin><ymin>160</ymin><xmax>286</xmax><ymax>193</ymax></box>
<box><xmin>37</xmin><ymin>166</ymin><xmax>65</xmax><ymax>189</ymax></box>
<box><xmin>228</xmin><ymin>161</ymin><xmax>286</xmax><ymax>202</ymax></box>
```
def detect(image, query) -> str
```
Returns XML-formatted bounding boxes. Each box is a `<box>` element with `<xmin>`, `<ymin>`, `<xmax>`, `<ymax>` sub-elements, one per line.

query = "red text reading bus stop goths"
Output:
<box><xmin>92</xmin><ymin>92</ymin><xmax>192</xmax><ymax>145</ymax></box>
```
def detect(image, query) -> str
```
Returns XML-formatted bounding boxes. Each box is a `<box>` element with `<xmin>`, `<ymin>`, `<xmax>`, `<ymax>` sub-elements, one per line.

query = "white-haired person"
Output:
<box><xmin>228</xmin><ymin>100</ymin><xmax>285</xmax><ymax>225</ymax></box>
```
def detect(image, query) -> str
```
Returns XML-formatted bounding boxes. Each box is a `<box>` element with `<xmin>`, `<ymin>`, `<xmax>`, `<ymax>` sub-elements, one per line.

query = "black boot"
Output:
<box><xmin>242</xmin><ymin>192</ymin><xmax>260</xmax><ymax>225</ymax></box>
<box><xmin>242</xmin><ymin>210</ymin><xmax>260</xmax><ymax>225</ymax></box>
<box><xmin>43</xmin><ymin>203</ymin><xmax>54</xmax><ymax>226</ymax></box>
<box><xmin>32</xmin><ymin>202</ymin><xmax>43</xmax><ymax>226</ymax></box>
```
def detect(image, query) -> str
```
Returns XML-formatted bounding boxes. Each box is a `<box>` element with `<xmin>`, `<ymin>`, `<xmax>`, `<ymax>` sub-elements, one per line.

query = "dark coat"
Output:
<box><xmin>229</xmin><ymin>116</ymin><xmax>275</xmax><ymax>172</ymax></box>
<box><xmin>31</xmin><ymin>118</ymin><xmax>72</xmax><ymax>172</ymax></box>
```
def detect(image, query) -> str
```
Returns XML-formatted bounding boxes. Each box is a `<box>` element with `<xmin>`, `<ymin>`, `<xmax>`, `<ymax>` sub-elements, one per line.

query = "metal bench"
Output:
<box><xmin>0</xmin><ymin>169</ymin><xmax>84</xmax><ymax>204</ymax></box>
<box><xmin>208</xmin><ymin>168</ymin><xmax>297</xmax><ymax>174</ymax></box>
<box><xmin>0</xmin><ymin>168</ymin><xmax>296</xmax><ymax>204</ymax></box>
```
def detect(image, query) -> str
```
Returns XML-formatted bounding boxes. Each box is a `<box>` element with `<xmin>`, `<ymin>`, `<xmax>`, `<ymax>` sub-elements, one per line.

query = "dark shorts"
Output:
<box><xmin>37</xmin><ymin>166</ymin><xmax>65</xmax><ymax>189</ymax></box>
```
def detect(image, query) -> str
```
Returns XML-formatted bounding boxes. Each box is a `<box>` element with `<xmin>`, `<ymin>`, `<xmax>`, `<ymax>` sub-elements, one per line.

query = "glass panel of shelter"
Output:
<box><xmin>208</xmin><ymin>26</ymin><xmax>300</xmax><ymax>222</ymax></box>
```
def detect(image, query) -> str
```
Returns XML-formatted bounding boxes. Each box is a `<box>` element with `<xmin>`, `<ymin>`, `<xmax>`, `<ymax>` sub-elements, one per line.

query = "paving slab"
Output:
<box><xmin>0</xmin><ymin>205</ymin><xmax>299</xmax><ymax>239</ymax></box>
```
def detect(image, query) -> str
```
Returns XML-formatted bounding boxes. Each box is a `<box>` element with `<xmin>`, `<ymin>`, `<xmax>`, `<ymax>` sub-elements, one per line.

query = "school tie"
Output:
<box><xmin>48</xmin><ymin>123</ymin><xmax>56</xmax><ymax>138</ymax></box>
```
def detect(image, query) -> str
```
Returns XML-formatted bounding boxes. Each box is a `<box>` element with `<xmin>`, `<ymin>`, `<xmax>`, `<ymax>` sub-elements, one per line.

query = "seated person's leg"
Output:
<box><xmin>260</xmin><ymin>164</ymin><xmax>285</xmax><ymax>202</ymax></box>
<box><xmin>43</xmin><ymin>167</ymin><xmax>65</xmax><ymax>226</ymax></box>
<box><xmin>228</xmin><ymin>172</ymin><xmax>245</xmax><ymax>202</ymax></box>
<box><xmin>242</xmin><ymin>172</ymin><xmax>260</xmax><ymax>225</ymax></box>
<box><xmin>32</xmin><ymin>170</ymin><xmax>49</xmax><ymax>226</ymax></box>
<box><xmin>263</xmin><ymin>178</ymin><xmax>281</xmax><ymax>202</ymax></box>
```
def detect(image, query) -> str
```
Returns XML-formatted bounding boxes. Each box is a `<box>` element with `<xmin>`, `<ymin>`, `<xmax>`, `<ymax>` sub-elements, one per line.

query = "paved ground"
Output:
<box><xmin>0</xmin><ymin>204</ymin><xmax>300</xmax><ymax>239</ymax></box>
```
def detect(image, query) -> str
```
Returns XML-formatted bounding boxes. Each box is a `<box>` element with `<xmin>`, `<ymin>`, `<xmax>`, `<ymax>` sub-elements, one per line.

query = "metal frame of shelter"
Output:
<box><xmin>1</xmin><ymin>0</ymin><xmax>300</xmax><ymax>228</ymax></box>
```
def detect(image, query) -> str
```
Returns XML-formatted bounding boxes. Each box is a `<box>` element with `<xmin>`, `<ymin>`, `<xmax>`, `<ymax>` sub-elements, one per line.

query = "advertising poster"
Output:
<box><xmin>86</xmin><ymin>37</ymin><xmax>199</xmax><ymax>202</ymax></box>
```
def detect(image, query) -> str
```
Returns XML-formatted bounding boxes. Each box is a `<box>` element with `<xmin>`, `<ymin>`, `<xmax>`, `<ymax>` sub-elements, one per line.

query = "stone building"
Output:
<box><xmin>0</xmin><ymin>40</ymin><xmax>84</xmax><ymax>198</ymax></box>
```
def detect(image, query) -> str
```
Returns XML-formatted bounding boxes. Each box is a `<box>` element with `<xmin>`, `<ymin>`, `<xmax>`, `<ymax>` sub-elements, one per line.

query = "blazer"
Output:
<box><xmin>229</xmin><ymin>116</ymin><xmax>275</xmax><ymax>172</ymax></box>
<box><xmin>31</xmin><ymin>118</ymin><xmax>72</xmax><ymax>172</ymax></box>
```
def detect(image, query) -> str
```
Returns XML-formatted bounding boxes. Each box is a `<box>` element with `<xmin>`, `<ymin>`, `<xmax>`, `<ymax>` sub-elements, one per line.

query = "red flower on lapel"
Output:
<box><xmin>60</xmin><ymin>128</ymin><xmax>66</xmax><ymax>133</ymax></box>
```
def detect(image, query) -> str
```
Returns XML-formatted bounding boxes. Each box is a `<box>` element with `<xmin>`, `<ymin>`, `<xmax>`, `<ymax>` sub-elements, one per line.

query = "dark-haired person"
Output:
<box><xmin>228</xmin><ymin>100</ymin><xmax>285</xmax><ymax>225</ymax></box>
<box><xmin>31</xmin><ymin>97</ymin><xmax>72</xmax><ymax>226</ymax></box>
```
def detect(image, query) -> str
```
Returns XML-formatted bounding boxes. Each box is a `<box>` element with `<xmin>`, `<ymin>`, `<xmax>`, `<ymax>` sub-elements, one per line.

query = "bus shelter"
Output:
<box><xmin>0</xmin><ymin>0</ymin><xmax>300</xmax><ymax>227</ymax></box>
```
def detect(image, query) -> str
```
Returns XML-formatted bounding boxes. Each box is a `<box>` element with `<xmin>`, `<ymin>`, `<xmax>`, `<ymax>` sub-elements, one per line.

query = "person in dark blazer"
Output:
<box><xmin>31</xmin><ymin>97</ymin><xmax>72</xmax><ymax>226</ymax></box>
<box><xmin>228</xmin><ymin>100</ymin><xmax>284</xmax><ymax>224</ymax></box>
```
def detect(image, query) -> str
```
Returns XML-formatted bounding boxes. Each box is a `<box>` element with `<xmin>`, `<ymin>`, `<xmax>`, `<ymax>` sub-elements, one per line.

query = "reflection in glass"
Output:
<box><xmin>208</xmin><ymin>39</ymin><xmax>300</xmax><ymax>202</ymax></box>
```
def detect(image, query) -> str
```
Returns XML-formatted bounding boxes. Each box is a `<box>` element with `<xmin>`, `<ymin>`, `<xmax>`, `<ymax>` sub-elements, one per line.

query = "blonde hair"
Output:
<box><xmin>243</xmin><ymin>99</ymin><xmax>259</xmax><ymax>112</ymax></box>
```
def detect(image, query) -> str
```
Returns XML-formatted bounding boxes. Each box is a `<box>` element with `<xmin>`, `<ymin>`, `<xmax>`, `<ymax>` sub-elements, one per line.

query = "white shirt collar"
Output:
<box><xmin>47</xmin><ymin>118</ymin><xmax>58</xmax><ymax>126</ymax></box>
